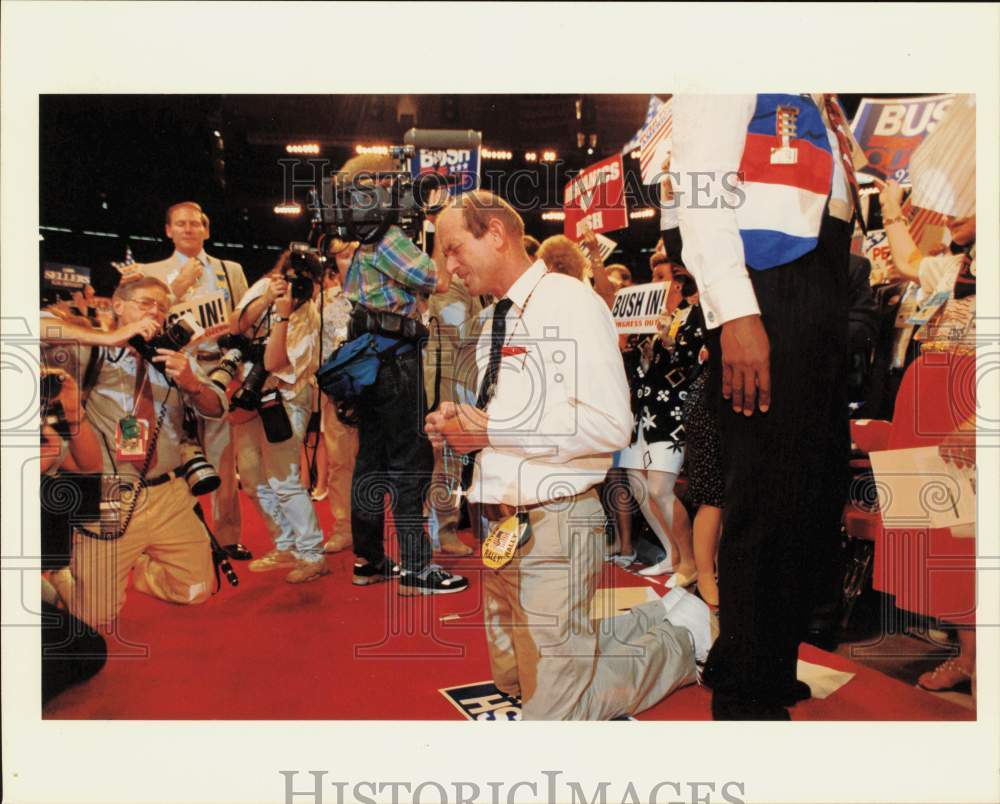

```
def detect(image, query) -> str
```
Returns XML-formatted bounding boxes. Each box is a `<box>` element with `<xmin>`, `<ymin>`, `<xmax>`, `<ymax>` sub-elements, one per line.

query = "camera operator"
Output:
<box><xmin>40</xmin><ymin>276</ymin><xmax>228</xmax><ymax>629</ymax></box>
<box><xmin>229</xmin><ymin>249</ymin><xmax>328</xmax><ymax>584</ymax></box>
<box><xmin>337</xmin><ymin>153</ymin><xmax>468</xmax><ymax>595</ymax></box>
<box><xmin>131</xmin><ymin>201</ymin><xmax>253</xmax><ymax>562</ymax></box>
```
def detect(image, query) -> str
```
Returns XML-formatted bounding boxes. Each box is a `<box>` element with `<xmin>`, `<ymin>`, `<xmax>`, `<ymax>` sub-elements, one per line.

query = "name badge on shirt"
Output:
<box><xmin>482</xmin><ymin>514</ymin><xmax>529</xmax><ymax>569</ymax></box>
<box><xmin>770</xmin><ymin>105</ymin><xmax>800</xmax><ymax>165</ymax></box>
<box><xmin>116</xmin><ymin>416</ymin><xmax>150</xmax><ymax>462</ymax></box>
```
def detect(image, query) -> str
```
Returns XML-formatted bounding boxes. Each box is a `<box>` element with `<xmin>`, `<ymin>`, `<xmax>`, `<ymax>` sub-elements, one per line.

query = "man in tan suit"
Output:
<box><xmin>136</xmin><ymin>201</ymin><xmax>254</xmax><ymax>560</ymax></box>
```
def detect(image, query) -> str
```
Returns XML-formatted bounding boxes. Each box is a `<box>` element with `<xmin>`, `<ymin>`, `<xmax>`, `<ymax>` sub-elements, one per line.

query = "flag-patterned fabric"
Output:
<box><xmin>621</xmin><ymin>95</ymin><xmax>665</xmax><ymax>155</ymax></box>
<box><xmin>736</xmin><ymin>94</ymin><xmax>834</xmax><ymax>271</ymax></box>
<box><xmin>902</xmin><ymin>199</ymin><xmax>948</xmax><ymax>251</ymax></box>
<box><xmin>111</xmin><ymin>245</ymin><xmax>137</xmax><ymax>275</ymax></box>
<box><xmin>639</xmin><ymin>99</ymin><xmax>673</xmax><ymax>185</ymax></box>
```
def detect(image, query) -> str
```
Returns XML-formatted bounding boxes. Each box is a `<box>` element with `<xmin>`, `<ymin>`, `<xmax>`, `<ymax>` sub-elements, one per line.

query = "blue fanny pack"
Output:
<box><xmin>316</xmin><ymin>333</ymin><xmax>413</xmax><ymax>404</ymax></box>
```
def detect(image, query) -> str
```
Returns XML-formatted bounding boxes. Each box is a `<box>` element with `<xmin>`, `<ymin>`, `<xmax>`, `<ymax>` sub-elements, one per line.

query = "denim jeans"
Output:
<box><xmin>350</xmin><ymin>346</ymin><xmax>433</xmax><ymax>573</ymax></box>
<box><xmin>233</xmin><ymin>385</ymin><xmax>324</xmax><ymax>562</ymax></box>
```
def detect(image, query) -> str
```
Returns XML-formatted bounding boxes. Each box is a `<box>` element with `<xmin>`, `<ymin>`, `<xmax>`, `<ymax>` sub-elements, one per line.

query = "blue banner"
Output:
<box><xmin>42</xmin><ymin>262</ymin><xmax>91</xmax><ymax>289</ymax></box>
<box><xmin>410</xmin><ymin>146</ymin><xmax>480</xmax><ymax>195</ymax></box>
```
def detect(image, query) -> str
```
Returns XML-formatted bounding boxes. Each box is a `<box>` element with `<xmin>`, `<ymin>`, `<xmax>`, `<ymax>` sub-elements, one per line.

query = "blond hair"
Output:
<box><xmin>339</xmin><ymin>153</ymin><xmax>396</xmax><ymax>185</ymax></box>
<box><xmin>165</xmin><ymin>201</ymin><xmax>209</xmax><ymax>228</ymax></box>
<box><xmin>537</xmin><ymin>235</ymin><xmax>589</xmax><ymax>281</ymax></box>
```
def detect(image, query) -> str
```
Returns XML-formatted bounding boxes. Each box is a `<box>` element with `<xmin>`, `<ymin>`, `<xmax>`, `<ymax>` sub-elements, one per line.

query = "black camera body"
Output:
<box><xmin>128</xmin><ymin>315</ymin><xmax>199</xmax><ymax>369</ymax></box>
<box><xmin>308</xmin><ymin>147</ymin><xmax>451</xmax><ymax>246</ymax></box>
<box><xmin>285</xmin><ymin>242</ymin><xmax>325</xmax><ymax>304</ymax></box>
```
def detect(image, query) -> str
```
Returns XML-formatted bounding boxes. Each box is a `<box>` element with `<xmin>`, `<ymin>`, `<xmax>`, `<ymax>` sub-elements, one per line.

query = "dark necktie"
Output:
<box><xmin>461</xmin><ymin>297</ymin><xmax>513</xmax><ymax>490</ymax></box>
<box><xmin>475</xmin><ymin>297</ymin><xmax>514</xmax><ymax>409</ymax></box>
<box><xmin>822</xmin><ymin>93</ymin><xmax>866</xmax><ymax>234</ymax></box>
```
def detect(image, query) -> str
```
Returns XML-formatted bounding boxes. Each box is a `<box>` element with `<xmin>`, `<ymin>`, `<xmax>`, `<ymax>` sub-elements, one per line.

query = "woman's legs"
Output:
<box><xmin>693</xmin><ymin>504</ymin><xmax>722</xmax><ymax>606</ymax></box>
<box><xmin>627</xmin><ymin>469</ymin><xmax>684</xmax><ymax>576</ymax></box>
<box><xmin>647</xmin><ymin>469</ymin><xmax>694</xmax><ymax>584</ymax></box>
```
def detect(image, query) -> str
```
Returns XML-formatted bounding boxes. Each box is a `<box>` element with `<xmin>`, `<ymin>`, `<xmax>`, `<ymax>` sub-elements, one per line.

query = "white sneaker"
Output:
<box><xmin>661</xmin><ymin>587</ymin><xmax>714</xmax><ymax>663</ymax></box>
<box><xmin>638</xmin><ymin>557</ymin><xmax>674</xmax><ymax>577</ymax></box>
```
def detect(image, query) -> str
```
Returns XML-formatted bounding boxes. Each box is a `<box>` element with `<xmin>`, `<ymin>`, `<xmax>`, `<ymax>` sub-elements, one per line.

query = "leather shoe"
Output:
<box><xmin>775</xmin><ymin>680</ymin><xmax>812</xmax><ymax>706</ymax></box>
<box><xmin>223</xmin><ymin>543</ymin><xmax>253</xmax><ymax>561</ymax></box>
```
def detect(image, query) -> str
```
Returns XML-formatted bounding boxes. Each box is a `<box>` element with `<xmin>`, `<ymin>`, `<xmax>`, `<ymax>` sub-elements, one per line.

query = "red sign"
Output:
<box><xmin>562</xmin><ymin>154</ymin><xmax>628</xmax><ymax>240</ymax></box>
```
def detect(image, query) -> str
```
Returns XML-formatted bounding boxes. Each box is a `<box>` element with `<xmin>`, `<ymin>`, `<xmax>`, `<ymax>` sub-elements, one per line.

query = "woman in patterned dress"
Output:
<box><xmin>616</xmin><ymin>258</ymin><xmax>705</xmax><ymax>585</ymax></box>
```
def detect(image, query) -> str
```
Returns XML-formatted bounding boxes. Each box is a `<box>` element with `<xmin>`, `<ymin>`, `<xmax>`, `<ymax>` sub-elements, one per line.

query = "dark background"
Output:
<box><xmin>39</xmin><ymin>93</ymin><xmax>888</xmax><ymax>295</ymax></box>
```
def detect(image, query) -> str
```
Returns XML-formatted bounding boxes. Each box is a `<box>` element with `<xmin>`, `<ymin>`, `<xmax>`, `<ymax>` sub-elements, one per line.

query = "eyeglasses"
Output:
<box><xmin>128</xmin><ymin>296</ymin><xmax>170</xmax><ymax>315</ymax></box>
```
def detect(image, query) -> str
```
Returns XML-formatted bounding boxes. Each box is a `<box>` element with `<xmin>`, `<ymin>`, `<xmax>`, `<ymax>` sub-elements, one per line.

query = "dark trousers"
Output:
<box><xmin>704</xmin><ymin>215</ymin><xmax>851</xmax><ymax>711</ymax></box>
<box><xmin>350</xmin><ymin>347</ymin><xmax>434</xmax><ymax>573</ymax></box>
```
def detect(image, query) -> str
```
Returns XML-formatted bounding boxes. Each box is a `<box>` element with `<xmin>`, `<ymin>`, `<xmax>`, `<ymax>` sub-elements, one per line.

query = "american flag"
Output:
<box><xmin>902</xmin><ymin>200</ymin><xmax>947</xmax><ymax>251</ymax></box>
<box><xmin>621</xmin><ymin>95</ymin><xmax>665</xmax><ymax>155</ymax></box>
<box><xmin>111</xmin><ymin>245</ymin><xmax>137</xmax><ymax>274</ymax></box>
<box><xmin>639</xmin><ymin>98</ymin><xmax>673</xmax><ymax>185</ymax></box>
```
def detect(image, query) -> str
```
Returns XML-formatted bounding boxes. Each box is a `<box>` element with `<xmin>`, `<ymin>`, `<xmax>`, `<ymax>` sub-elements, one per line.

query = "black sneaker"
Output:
<box><xmin>399</xmin><ymin>566</ymin><xmax>469</xmax><ymax>596</ymax></box>
<box><xmin>352</xmin><ymin>559</ymin><xmax>400</xmax><ymax>586</ymax></box>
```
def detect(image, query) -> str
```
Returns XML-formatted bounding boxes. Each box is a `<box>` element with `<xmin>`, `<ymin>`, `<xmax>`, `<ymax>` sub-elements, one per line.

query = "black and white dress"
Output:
<box><xmin>615</xmin><ymin>303</ymin><xmax>706</xmax><ymax>474</ymax></box>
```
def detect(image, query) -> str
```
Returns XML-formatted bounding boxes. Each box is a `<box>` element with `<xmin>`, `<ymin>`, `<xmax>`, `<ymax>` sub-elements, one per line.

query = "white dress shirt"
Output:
<box><xmin>163</xmin><ymin>249</ymin><xmax>216</xmax><ymax>300</ymax></box>
<box><xmin>470</xmin><ymin>260</ymin><xmax>633</xmax><ymax>506</ymax></box>
<box><xmin>671</xmin><ymin>94</ymin><xmax>850</xmax><ymax>330</ymax></box>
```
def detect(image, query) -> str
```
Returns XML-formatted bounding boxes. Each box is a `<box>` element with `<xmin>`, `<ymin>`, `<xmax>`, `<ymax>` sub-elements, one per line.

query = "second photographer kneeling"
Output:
<box><xmin>41</xmin><ymin>276</ymin><xmax>230</xmax><ymax>629</ymax></box>
<box><xmin>229</xmin><ymin>248</ymin><xmax>328</xmax><ymax>583</ymax></box>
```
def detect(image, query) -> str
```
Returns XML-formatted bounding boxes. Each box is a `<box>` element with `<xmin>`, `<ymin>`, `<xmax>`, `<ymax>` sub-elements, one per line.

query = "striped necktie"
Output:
<box><xmin>822</xmin><ymin>93</ymin><xmax>866</xmax><ymax>233</ymax></box>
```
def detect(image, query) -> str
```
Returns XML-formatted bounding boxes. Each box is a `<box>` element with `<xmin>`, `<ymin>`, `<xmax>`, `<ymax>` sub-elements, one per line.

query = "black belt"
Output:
<box><xmin>349</xmin><ymin>306</ymin><xmax>428</xmax><ymax>342</ymax></box>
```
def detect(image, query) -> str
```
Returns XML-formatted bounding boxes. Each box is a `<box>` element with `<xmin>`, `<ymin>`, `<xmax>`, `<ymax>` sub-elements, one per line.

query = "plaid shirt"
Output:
<box><xmin>342</xmin><ymin>225</ymin><xmax>437</xmax><ymax>317</ymax></box>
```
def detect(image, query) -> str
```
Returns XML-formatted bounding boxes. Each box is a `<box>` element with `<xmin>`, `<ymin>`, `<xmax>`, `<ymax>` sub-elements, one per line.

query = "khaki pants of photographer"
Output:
<box><xmin>321</xmin><ymin>393</ymin><xmax>358</xmax><ymax>548</ymax></box>
<box><xmin>69</xmin><ymin>477</ymin><xmax>215</xmax><ymax>630</ymax></box>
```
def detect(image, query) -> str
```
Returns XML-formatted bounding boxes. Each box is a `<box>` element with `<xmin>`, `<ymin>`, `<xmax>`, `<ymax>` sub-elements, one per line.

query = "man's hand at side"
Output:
<box><xmin>720</xmin><ymin>314</ymin><xmax>770</xmax><ymax>416</ymax></box>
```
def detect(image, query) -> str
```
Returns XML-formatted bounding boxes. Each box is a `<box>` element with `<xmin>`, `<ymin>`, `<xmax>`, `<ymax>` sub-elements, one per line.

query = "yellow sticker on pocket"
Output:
<box><xmin>482</xmin><ymin>514</ymin><xmax>527</xmax><ymax>569</ymax></box>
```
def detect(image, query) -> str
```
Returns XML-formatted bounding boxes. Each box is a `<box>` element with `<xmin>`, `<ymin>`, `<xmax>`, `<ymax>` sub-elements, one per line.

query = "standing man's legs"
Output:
<box><xmin>705</xmin><ymin>218</ymin><xmax>849</xmax><ymax>718</ymax></box>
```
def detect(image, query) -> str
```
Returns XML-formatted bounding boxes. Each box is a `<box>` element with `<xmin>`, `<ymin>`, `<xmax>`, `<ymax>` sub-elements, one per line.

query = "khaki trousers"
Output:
<box><xmin>321</xmin><ymin>393</ymin><xmax>358</xmax><ymax>543</ymax></box>
<box><xmin>69</xmin><ymin>477</ymin><xmax>214</xmax><ymax>629</ymax></box>
<box><xmin>482</xmin><ymin>489</ymin><xmax>697</xmax><ymax>720</ymax></box>
<box><xmin>201</xmin><ymin>414</ymin><xmax>242</xmax><ymax>547</ymax></box>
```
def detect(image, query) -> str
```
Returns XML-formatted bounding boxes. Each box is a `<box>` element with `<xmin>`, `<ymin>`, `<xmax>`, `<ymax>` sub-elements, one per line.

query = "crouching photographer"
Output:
<box><xmin>227</xmin><ymin>247</ymin><xmax>328</xmax><ymax>584</ymax></box>
<box><xmin>40</xmin><ymin>276</ymin><xmax>230</xmax><ymax>630</ymax></box>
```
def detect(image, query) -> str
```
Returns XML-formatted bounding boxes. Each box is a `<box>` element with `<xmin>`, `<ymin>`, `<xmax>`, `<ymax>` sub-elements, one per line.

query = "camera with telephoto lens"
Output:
<box><xmin>211</xmin><ymin>334</ymin><xmax>269</xmax><ymax>412</ymax></box>
<box><xmin>128</xmin><ymin>312</ymin><xmax>201</xmax><ymax>370</ymax></box>
<box><xmin>284</xmin><ymin>242</ymin><xmax>325</xmax><ymax>304</ymax></box>
<box><xmin>178</xmin><ymin>442</ymin><xmax>221</xmax><ymax>496</ymax></box>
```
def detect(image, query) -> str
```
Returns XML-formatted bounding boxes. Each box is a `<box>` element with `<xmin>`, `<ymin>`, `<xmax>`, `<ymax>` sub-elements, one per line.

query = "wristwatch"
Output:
<box><xmin>273</xmin><ymin>315</ymin><xmax>290</xmax><ymax>323</ymax></box>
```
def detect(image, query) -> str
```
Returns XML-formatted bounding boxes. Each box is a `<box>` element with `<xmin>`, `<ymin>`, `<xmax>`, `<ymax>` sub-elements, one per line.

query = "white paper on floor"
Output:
<box><xmin>589</xmin><ymin>586</ymin><xmax>659</xmax><ymax>620</ymax></box>
<box><xmin>797</xmin><ymin>659</ymin><xmax>855</xmax><ymax>699</ymax></box>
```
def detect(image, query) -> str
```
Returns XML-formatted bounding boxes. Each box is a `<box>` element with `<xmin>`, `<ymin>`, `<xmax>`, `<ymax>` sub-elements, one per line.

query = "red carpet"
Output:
<box><xmin>43</xmin><ymin>494</ymin><xmax>973</xmax><ymax>722</ymax></box>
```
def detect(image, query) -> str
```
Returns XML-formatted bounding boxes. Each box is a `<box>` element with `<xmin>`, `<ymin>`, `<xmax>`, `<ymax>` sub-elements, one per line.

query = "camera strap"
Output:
<box><xmin>77</xmin><ymin>380</ymin><xmax>174</xmax><ymax>542</ymax></box>
<box><xmin>215</xmin><ymin>258</ymin><xmax>236</xmax><ymax>310</ymax></box>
